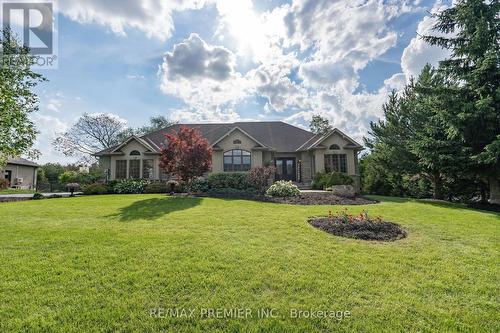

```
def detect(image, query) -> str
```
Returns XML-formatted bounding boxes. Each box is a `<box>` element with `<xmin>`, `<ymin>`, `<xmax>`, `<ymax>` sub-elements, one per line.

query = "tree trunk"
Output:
<box><xmin>432</xmin><ymin>172</ymin><xmax>443</xmax><ymax>200</ymax></box>
<box><xmin>488</xmin><ymin>176</ymin><xmax>500</xmax><ymax>205</ymax></box>
<box><xmin>480</xmin><ymin>182</ymin><xmax>488</xmax><ymax>204</ymax></box>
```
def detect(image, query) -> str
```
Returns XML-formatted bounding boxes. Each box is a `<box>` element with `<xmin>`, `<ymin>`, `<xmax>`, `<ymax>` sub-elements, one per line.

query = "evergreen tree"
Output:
<box><xmin>423</xmin><ymin>0</ymin><xmax>500</xmax><ymax>203</ymax></box>
<box><xmin>365</xmin><ymin>66</ymin><xmax>465</xmax><ymax>199</ymax></box>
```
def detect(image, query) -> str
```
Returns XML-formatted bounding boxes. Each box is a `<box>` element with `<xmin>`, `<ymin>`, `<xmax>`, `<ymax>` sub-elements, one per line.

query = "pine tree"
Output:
<box><xmin>365</xmin><ymin>66</ymin><xmax>465</xmax><ymax>199</ymax></box>
<box><xmin>423</xmin><ymin>0</ymin><xmax>500</xmax><ymax>203</ymax></box>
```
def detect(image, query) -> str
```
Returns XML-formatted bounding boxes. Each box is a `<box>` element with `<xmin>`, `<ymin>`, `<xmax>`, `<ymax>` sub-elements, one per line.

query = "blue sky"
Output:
<box><xmin>29</xmin><ymin>0</ymin><xmax>450</xmax><ymax>163</ymax></box>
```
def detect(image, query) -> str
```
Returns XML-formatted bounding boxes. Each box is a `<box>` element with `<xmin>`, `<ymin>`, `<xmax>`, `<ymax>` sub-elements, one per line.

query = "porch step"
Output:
<box><xmin>294</xmin><ymin>182</ymin><xmax>312</xmax><ymax>190</ymax></box>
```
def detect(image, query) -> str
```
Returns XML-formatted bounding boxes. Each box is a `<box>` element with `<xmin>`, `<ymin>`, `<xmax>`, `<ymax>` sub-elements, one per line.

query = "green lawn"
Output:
<box><xmin>1</xmin><ymin>195</ymin><xmax>498</xmax><ymax>332</ymax></box>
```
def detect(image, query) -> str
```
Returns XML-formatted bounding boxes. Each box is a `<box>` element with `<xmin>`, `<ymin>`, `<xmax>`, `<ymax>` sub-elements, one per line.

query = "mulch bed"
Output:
<box><xmin>195</xmin><ymin>191</ymin><xmax>376</xmax><ymax>205</ymax></box>
<box><xmin>308</xmin><ymin>217</ymin><xmax>407</xmax><ymax>241</ymax></box>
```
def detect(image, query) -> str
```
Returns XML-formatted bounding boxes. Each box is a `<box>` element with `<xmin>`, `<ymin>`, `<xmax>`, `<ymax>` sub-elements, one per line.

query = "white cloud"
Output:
<box><xmin>400</xmin><ymin>2</ymin><xmax>451</xmax><ymax>80</ymax></box>
<box><xmin>383</xmin><ymin>73</ymin><xmax>407</xmax><ymax>91</ymax></box>
<box><xmin>160</xmin><ymin>34</ymin><xmax>252</xmax><ymax>121</ymax></box>
<box><xmin>163</xmin><ymin>33</ymin><xmax>235</xmax><ymax>81</ymax></box>
<box><xmin>41</xmin><ymin>0</ymin><xmax>447</xmax><ymax>151</ymax></box>
<box><xmin>284</xmin><ymin>0</ymin><xmax>400</xmax><ymax>78</ymax></box>
<box><xmin>32</xmin><ymin>113</ymin><xmax>69</xmax><ymax>164</ymax></box>
<box><xmin>58</xmin><ymin>0</ymin><xmax>207</xmax><ymax>40</ymax></box>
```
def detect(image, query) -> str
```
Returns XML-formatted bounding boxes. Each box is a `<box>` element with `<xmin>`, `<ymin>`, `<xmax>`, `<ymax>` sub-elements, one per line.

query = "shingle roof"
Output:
<box><xmin>7</xmin><ymin>157</ymin><xmax>39</xmax><ymax>167</ymax></box>
<box><xmin>95</xmin><ymin>121</ymin><xmax>362</xmax><ymax>155</ymax></box>
<box><xmin>143</xmin><ymin>121</ymin><xmax>317</xmax><ymax>152</ymax></box>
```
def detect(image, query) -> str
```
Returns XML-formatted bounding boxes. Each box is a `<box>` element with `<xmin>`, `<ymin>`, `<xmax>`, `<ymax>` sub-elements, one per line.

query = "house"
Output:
<box><xmin>1</xmin><ymin>157</ymin><xmax>39</xmax><ymax>189</ymax></box>
<box><xmin>95</xmin><ymin>121</ymin><xmax>363</xmax><ymax>190</ymax></box>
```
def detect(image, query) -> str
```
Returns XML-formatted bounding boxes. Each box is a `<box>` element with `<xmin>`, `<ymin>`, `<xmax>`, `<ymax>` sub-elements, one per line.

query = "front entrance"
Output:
<box><xmin>275</xmin><ymin>158</ymin><xmax>296</xmax><ymax>181</ymax></box>
<box><xmin>4</xmin><ymin>170</ymin><xmax>12</xmax><ymax>186</ymax></box>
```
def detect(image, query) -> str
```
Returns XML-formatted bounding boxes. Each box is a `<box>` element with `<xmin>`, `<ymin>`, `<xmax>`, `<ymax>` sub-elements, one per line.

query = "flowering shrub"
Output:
<box><xmin>308</xmin><ymin>211</ymin><xmax>405</xmax><ymax>241</ymax></box>
<box><xmin>113</xmin><ymin>179</ymin><xmax>147</xmax><ymax>194</ymax></box>
<box><xmin>266</xmin><ymin>180</ymin><xmax>300</xmax><ymax>197</ymax></box>
<box><xmin>246</xmin><ymin>166</ymin><xmax>276</xmax><ymax>193</ymax></box>
<box><xmin>328</xmin><ymin>208</ymin><xmax>383</xmax><ymax>224</ymax></box>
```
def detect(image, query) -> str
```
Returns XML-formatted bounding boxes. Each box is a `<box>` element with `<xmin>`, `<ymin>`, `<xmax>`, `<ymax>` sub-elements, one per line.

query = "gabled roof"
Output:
<box><xmin>305</xmin><ymin>128</ymin><xmax>364</xmax><ymax>150</ymax></box>
<box><xmin>109</xmin><ymin>135</ymin><xmax>157</xmax><ymax>153</ymax></box>
<box><xmin>95</xmin><ymin>121</ymin><xmax>363</xmax><ymax>155</ymax></box>
<box><xmin>6</xmin><ymin>157</ymin><xmax>39</xmax><ymax>167</ymax></box>
<box><xmin>211</xmin><ymin>126</ymin><xmax>269</xmax><ymax>149</ymax></box>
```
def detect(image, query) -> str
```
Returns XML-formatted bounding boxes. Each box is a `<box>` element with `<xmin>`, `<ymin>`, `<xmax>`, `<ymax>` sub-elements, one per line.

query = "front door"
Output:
<box><xmin>275</xmin><ymin>158</ymin><xmax>296</xmax><ymax>181</ymax></box>
<box><xmin>4</xmin><ymin>170</ymin><xmax>12</xmax><ymax>185</ymax></box>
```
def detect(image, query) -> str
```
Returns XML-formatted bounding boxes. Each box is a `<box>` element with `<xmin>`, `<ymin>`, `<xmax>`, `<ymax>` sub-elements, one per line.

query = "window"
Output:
<box><xmin>329</xmin><ymin>144</ymin><xmax>340</xmax><ymax>150</ymax></box>
<box><xmin>224</xmin><ymin>149</ymin><xmax>251</xmax><ymax>171</ymax></box>
<box><xmin>142</xmin><ymin>159</ymin><xmax>154</xmax><ymax>179</ymax></box>
<box><xmin>160</xmin><ymin>168</ymin><xmax>169</xmax><ymax>181</ymax></box>
<box><xmin>116</xmin><ymin>160</ymin><xmax>127</xmax><ymax>179</ymax></box>
<box><xmin>129</xmin><ymin>160</ymin><xmax>140</xmax><ymax>178</ymax></box>
<box><xmin>233</xmin><ymin>139</ymin><xmax>242</xmax><ymax>144</ymax></box>
<box><xmin>130</xmin><ymin>150</ymin><xmax>141</xmax><ymax>156</ymax></box>
<box><xmin>325</xmin><ymin>154</ymin><xmax>347</xmax><ymax>173</ymax></box>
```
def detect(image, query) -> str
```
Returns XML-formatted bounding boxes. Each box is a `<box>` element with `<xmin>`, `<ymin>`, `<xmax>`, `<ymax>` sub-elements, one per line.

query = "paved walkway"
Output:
<box><xmin>300</xmin><ymin>189</ymin><xmax>331</xmax><ymax>193</ymax></box>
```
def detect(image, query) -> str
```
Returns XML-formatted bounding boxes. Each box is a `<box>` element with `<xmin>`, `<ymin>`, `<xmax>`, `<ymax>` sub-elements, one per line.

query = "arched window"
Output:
<box><xmin>329</xmin><ymin>144</ymin><xmax>340</xmax><ymax>150</ymax></box>
<box><xmin>233</xmin><ymin>139</ymin><xmax>242</xmax><ymax>144</ymax></box>
<box><xmin>224</xmin><ymin>149</ymin><xmax>251</xmax><ymax>171</ymax></box>
<box><xmin>130</xmin><ymin>150</ymin><xmax>141</xmax><ymax>156</ymax></box>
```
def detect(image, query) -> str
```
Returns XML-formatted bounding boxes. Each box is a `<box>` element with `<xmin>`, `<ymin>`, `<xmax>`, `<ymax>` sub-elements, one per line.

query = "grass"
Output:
<box><xmin>0</xmin><ymin>194</ymin><xmax>498</xmax><ymax>332</ymax></box>
<box><xmin>0</xmin><ymin>188</ymin><xmax>36</xmax><ymax>194</ymax></box>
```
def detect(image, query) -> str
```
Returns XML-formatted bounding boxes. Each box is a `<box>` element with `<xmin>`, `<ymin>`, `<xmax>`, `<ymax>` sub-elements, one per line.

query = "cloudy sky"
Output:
<box><xmin>28</xmin><ymin>0</ymin><xmax>450</xmax><ymax>163</ymax></box>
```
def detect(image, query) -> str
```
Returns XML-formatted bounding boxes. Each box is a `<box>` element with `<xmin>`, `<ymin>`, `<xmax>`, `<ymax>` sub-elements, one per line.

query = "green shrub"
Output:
<box><xmin>32</xmin><ymin>192</ymin><xmax>44</xmax><ymax>200</ymax></box>
<box><xmin>0</xmin><ymin>178</ymin><xmax>9</xmax><ymax>190</ymax></box>
<box><xmin>266</xmin><ymin>181</ymin><xmax>300</xmax><ymax>197</ymax></box>
<box><xmin>144</xmin><ymin>183</ymin><xmax>169</xmax><ymax>194</ymax></box>
<box><xmin>190</xmin><ymin>177</ymin><xmax>209</xmax><ymax>193</ymax></box>
<box><xmin>174</xmin><ymin>180</ymin><xmax>187</xmax><ymax>193</ymax></box>
<box><xmin>312</xmin><ymin>173</ymin><xmax>327</xmax><ymax>190</ymax></box>
<box><xmin>113</xmin><ymin>179</ymin><xmax>147</xmax><ymax>194</ymax></box>
<box><xmin>83</xmin><ymin>183</ymin><xmax>108</xmax><ymax>195</ymax></box>
<box><xmin>326</xmin><ymin>172</ymin><xmax>354</xmax><ymax>186</ymax></box>
<box><xmin>58</xmin><ymin>171</ymin><xmax>80</xmax><ymax>184</ymax></box>
<box><xmin>313</xmin><ymin>172</ymin><xmax>353</xmax><ymax>189</ymax></box>
<box><xmin>207</xmin><ymin>173</ymin><xmax>250</xmax><ymax>190</ymax></box>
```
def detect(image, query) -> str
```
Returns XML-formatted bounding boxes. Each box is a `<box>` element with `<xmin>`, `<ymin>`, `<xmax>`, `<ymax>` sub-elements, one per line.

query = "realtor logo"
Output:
<box><xmin>1</xmin><ymin>1</ymin><xmax>58</xmax><ymax>68</ymax></box>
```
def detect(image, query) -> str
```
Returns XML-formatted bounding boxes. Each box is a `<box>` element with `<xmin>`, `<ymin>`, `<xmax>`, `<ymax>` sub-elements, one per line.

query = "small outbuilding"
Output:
<box><xmin>1</xmin><ymin>158</ymin><xmax>39</xmax><ymax>189</ymax></box>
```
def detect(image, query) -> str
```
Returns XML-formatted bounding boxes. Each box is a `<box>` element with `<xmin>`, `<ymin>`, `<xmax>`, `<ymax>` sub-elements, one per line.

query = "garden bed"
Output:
<box><xmin>195</xmin><ymin>191</ymin><xmax>376</xmax><ymax>205</ymax></box>
<box><xmin>308</xmin><ymin>216</ymin><xmax>406</xmax><ymax>241</ymax></box>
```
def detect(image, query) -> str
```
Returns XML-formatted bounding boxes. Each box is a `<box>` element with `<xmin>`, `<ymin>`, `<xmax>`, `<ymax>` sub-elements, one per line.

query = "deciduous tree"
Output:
<box><xmin>159</xmin><ymin>126</ymin><xmax>212</xmax><ymax>186</ymax></box>
<box><xmin>0</xmin><ymin>29</ymin><xmax>45</xmax><ymax>166</ymax></box>
<box><xmin>53</xmin><ymin>113</ymin><xmax>127</xmax><ymax>164</ymax></box>
<box><xmin>309</xmin><ymin>115</ymin><xmax>333</xmax><ymax>135</ymax></box>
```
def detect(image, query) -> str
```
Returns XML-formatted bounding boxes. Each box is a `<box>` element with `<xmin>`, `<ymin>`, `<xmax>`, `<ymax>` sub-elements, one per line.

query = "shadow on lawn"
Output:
<box><xmin>369</xmin><ymin>195</ymin><xmax>500</xmax><ymax>215</ymax></box>
<box><xmin>109</xmin><ymin>196</ymin><xmax>202</xmax><ymax>222</ymax></box>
